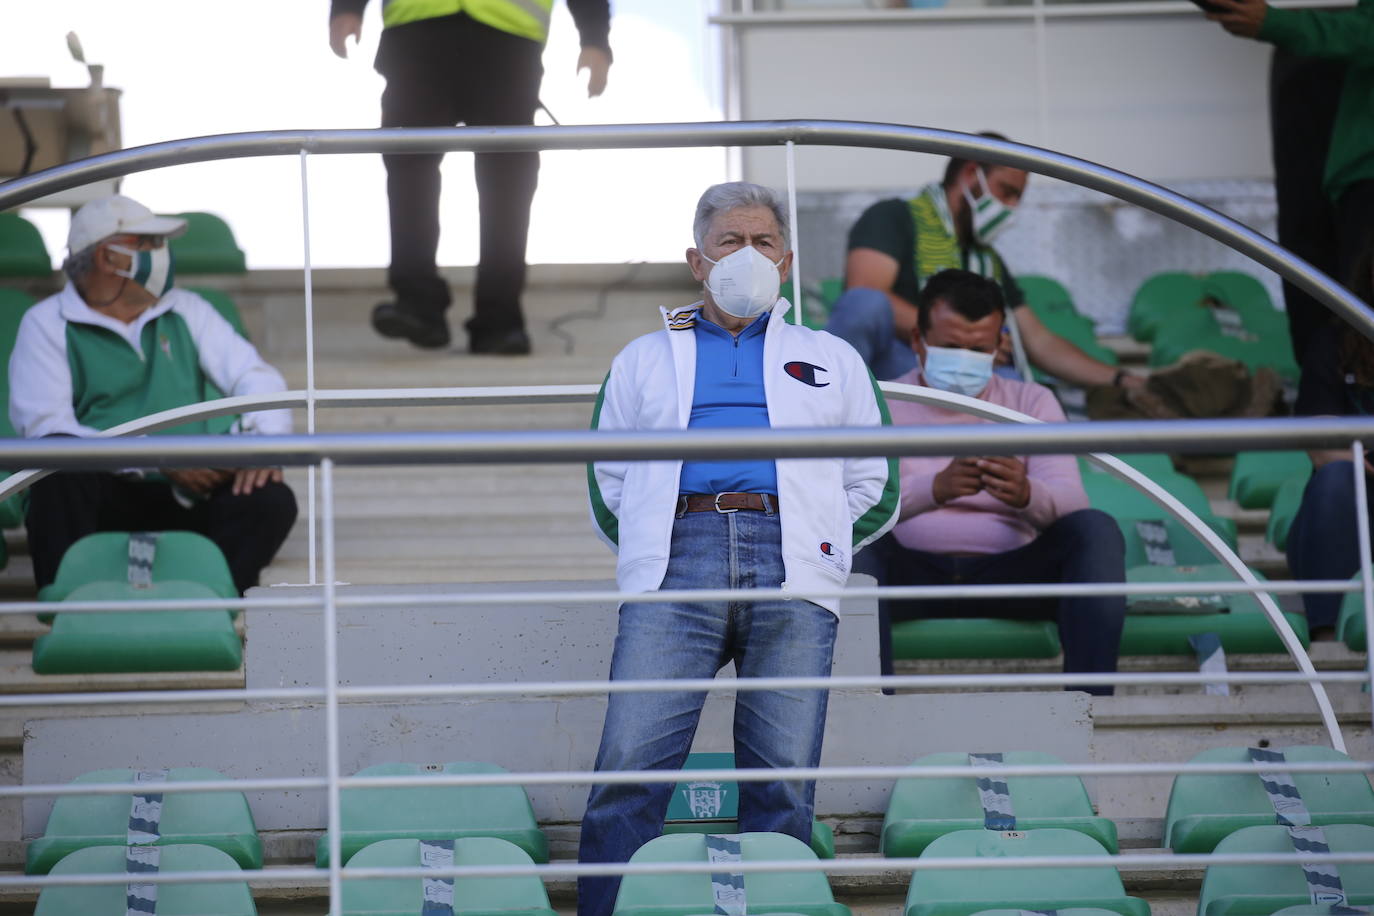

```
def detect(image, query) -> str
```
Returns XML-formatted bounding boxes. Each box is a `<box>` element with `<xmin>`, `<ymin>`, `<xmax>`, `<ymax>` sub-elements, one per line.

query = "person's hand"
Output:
<box><xmin>1119</xmin><ymin>371</ymin><xmax>1147</xmax><ymax>391</ymax></box>
<box><xmin>330</xmin><ymin>12</ymin><xmax>363</xmax><ymax>58</ymax></box>
<box><xmin>976</xmin><ymin>455</ymin><xmax>1031</xmax><ymax>509</ymax></box>
<box><xmin>1207</xmin><ymin>0</ymin><xmax>1268</xmax><ymax>37</ymax></box>
<box><xmin>995</xmin><ymin>327</ymin><xmax>1013</xmax><ymax>368</ymax></box>
<box><xmin>164</xmin><ymin>468</ymin><xmax>232</xmax><ymax>495</ymax></box>
<box><xmin>932</xmin><ymin>457</ymin><xmax>984</xmax><ymax>505</ymax></box>
<box><xmin>230</xmin><ymin>467</ymin><xmax>284</xmax><ymax>496</ymax></box>
<box><xmin>578</xmin><ymin>47</ymin><xmax>611</xmax><ymax>98</ymax></box>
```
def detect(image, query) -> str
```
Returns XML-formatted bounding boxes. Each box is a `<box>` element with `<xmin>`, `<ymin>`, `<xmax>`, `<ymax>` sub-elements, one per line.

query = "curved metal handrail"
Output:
<box><xmin>1</xmin><ymin>120</ymin><xmax>1370</xmax><ymax>340</ymax></box>
<box><xmin>0</xmin><ymin>382</ymin><xmax>1350</xmax><ymax>749</ymax></box>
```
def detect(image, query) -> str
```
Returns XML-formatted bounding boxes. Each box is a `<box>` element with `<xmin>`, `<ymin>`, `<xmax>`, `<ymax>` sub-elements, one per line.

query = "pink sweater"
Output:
<box><xmin>888</xmin><ymin>368</ymin><xmax>1089</xmax><ymax>555</ymax></box>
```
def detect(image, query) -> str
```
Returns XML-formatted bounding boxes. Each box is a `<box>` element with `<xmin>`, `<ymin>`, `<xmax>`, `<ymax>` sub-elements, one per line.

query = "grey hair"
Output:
<box><xmin>62</xmin><ymin>243</ymin><xmax>101</xmax><ymax>285</ymax></box>
<box><xmin>692</xmin><ymin>181</ymin><xmax>790</xmax><ymax>251</ymax></box>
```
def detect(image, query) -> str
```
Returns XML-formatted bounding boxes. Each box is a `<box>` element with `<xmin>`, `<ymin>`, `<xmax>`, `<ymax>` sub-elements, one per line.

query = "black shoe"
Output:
<box><xmin>468</xmin><ymin>327</ymin><xmax>532</xmax><ymax>356</ymax></box>
<box><xmin>371</xmin><ymin>302</ymin><xmax>451</xmax><ymax>349</ymax></box>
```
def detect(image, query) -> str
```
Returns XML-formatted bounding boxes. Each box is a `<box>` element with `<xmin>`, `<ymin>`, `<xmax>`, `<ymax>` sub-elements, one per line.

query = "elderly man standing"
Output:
<box><xmin>10</xmin><ymin>195</ymin><xmax>297</xmax><ymax>595</ymax></box>
<box><xmin>865</xmin><ymin>268</ymin><xmax>1125</xmax><ymax>694</ymax></box>
<box><xmin>577</xmin><ymin>181</ymin><xmax>899</xmax><ymax>916</ymax></box>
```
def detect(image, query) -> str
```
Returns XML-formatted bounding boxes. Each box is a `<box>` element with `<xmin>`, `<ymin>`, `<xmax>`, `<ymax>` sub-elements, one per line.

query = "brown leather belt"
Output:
<box><xmin>676</xmin><ymin>492</ymin><xmax>778</xmax><ymax>515</ymax></box>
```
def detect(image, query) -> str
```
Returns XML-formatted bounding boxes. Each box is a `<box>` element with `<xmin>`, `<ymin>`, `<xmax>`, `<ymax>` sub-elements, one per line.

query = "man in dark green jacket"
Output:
<box><xmin>1210</xmin><ymin>0</ymin><xmax>1374</xmax><ymax>351</ymax></box>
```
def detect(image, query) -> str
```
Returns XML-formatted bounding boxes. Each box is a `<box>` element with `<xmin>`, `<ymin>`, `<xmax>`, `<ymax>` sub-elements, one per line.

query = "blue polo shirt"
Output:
<box><xmin>678</xmin><ymin>312</ymin><xmax>778</xmax><ymax>496</ymax></box>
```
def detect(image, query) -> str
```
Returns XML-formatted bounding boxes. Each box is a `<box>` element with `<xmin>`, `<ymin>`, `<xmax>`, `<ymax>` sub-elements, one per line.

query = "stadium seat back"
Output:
<box><xmin>32</xmin><ymin>580</ymin><xmax>242</xmax><ymax>674</ymax></box>
<box><xmin>1197</xmin><ymin>823</ymin><xmax>1374</xmax><ymax>916</ymax></box>
<box><xmin>881</xmin><ymin>751</ymin><xmax>1117</xmax><ymax>857</ymax></box>
<box><xmin>168</xmin><ymin>212</ymin><xmax>247</xmax><ymax>274</ymax></box>
<box><xmin>1016</xmin><ymin>275</ymin><xmax>1078</xmax><ymax>320</ymax></box>
<box><xmin>26</xmin><ymin>767</ymin><xmax>261</xmax><ymax>875</ymax></box>
<box><xmin>34</xmin><ymin>843</ymin><xmax>256</xmax><ymax>915</ymax></box>
<box><xmin>904</xmin><ymin>828</ymin><xmax>1148</xmax><ymax>916</ymax></box>
<box><xmin>1228</xmin><ymin>451</ymin><xmax>1313</xmax><ymax>510</ymax></box>
<box><xmin>1338</xmin><ymin>578</ymin><xmax>1370</xmax><ymax>652</ymax></box>
<box><xmin>663</xmin><ymin>752</ymin><xmax>835</xmax><ymax>857</ymax></box>
<box><xmin>889</xmin><ymin>618</ymin><xmax>1061</xmax><ymax>661</ymax></box>
<box><xmin>1266</xmin><ymin>475</ymin><xmax>1309</xmax><ymax>553</ymax></box>
<box><xmin>341</xmin><ymin>837</ymin><xmax>556</xmax><ymax>915</ymax></box>
<box><xmin>1082</xmin><ymin>471</ymin><xmax>1237</xmax><ymax>549</ymax></box>
<box><xmin>612</xmin><ymin>832</ymin><xmax>848</xmax><ymax>916</ymax></box>
<box><xmin>0</xmin><ymin>288</ymin><xmax>38</xmax><ymax>529</ymax></box>
<box><xmin>1164</xmin><ymin>746</ymin><xmax>1374</xmax><ymax>855</ymax></box>
<box><xmin>39</xmin><ymin>530</ymin><xmax>238</xmax><ymax>603</ymax></box>
<box><xmin>0</xmin><ymin>211</ymin><xmax>52</xmax><ymax>277</ymax></box>
<box><xmin>1129</xmin><ymin>272</ymin><xmax>1207</xmax><ymax>343</ymax></box>
<box><xmin>318</xmin><ymin>761</ymin><xmax>548</xmax><ymax>867</ymax></box>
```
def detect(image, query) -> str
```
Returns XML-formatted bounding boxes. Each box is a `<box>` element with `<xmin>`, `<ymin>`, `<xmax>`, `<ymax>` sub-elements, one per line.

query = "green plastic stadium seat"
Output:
<box><xmin>33</xmin><ymin>580</ymin><xmax>242</xmax><ymax>674</ymax></box>
<box><xmin>0</xmin><ymin>211</ymin><xmax>52</xmax><ymax>276</ymax></box>
<box><xmin>35</xmin><ymin>844</ymin><xmax>256</xmax><ymax>915</ymax></box>
<box><xmin>1119</xmin><ymin>564</ymin><xmax>1308</xmax><ymax>655</ymax></box>
<box><xmin>1149</xmin><ymin>327</ymin><xmax>1300</xmax><ymax>382</ymax></box>
<box><xmin>1129</xmin><ymin>272</ymin><xmax>1211</xmax><ymax>343</ymax></box>
<box><xmin>612</xmin><ymin>832</ymin><xmax>848</xmax><ymax>916</ymax></box>
<box><xmin>881</xmin><ymin>751</ymin><xmax>1117</xmax><ymax>857</ymax></box>
<box><xmin>1228</xmin><ymin>451</ymin><xmax>1313</xmax><ymax>510</ymax></box>
<box><xmin>317</xmin><ymin>761</ymin><xmax>547</xmax><ymax>867</ymax></box>
<box><xmin>26</xmin><ymin>767</ymin><xmax>262</xmax><ymax>875</ymax></box>
<box><xmin>1163</xmin><ymin>746</ymin><xmax>1374</xmax><ymax>854</ymax></box>
<box><xmin>1082</xmin><ymin>471</ymin><xmax>1237</xmax><ymax>549</ymax></box>
<box><xmin>0</xmin><ymin>288</ymin><xmax>37</xmax><ymax>530</ymax></box>
<box><xmin>890</xmin><ymin>618</ymin><xmax>1060</xmax><ymax>661</ymax></box>
<box><xmin>904</xmin><ymin>828</ymin><xmax>1148</xmax><ymax>916</ymax></box>
<box><xmin>970</xmin><ymin>911</ymin><xmax>1128</xmax><ymax>916</ymax></box>
<box><xmin>1338</xmin><ymin>578</ymin><xmax>1370</xmax><ymax>652</ymax></box>
<box><xmin>167</xmin><ymin>212</ymin><xmax>247</xmax><ymax>274</ymax></box>
<box><xmin>1017</xmin><ymin>275</ymin><xmax>1078</xmax><ymax>320</ymax></box>
<box><xmin>662</xmin><ymin>752</ymin><xmax>835</xmax><ymax>858</ymax></box>
<box><xmin>1080</xmin><ymin>453</ymin><xmax>1178</xmax><ymax>482</ymax></box>
<box><xmin>342</xmin><ymin>837</ymin><xmax>556</xmax><ymax>916</ymax></box>
<box><xmin>1266</xmin><ymin>475</ymin><xmax>1309</xmax><ymax>552</ymax></box>
<box><xmin>1198</xmin><ymin>824</ymin><xmax>1374</xmax><ymax>916</ymax></box>
<box><xmin>1204</xmin><ymin>272</ymin><xmax>1280</xmax><ymax>326</ymax></box>
<box><xmin>1130</xmin><ymin>271</ymin><xmax>1283</xmax><ymax>346</ymax></box>
<box><xmin>38</xmin><ymin>531</ymin><xmax>238</xmax><ymax>603</ymax></box>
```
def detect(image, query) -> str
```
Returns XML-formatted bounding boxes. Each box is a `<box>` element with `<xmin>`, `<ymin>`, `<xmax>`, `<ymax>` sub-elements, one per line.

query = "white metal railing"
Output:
<box><xmin>4</xmin><ymin>123</ymin><xmax>1374</xmax><ymax>910</ymax></box>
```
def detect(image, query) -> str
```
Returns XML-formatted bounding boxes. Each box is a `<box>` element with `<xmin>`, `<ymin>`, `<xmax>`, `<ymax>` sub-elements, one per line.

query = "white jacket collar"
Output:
<box><xmin>57</xmin><ymin>282</ymin><xmax>175</xmax><ymax>346</ymax></box>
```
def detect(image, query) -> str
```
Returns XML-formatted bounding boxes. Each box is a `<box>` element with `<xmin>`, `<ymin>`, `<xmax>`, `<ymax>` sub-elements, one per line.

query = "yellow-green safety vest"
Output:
<box><xmin>382</xmin><ymin>0</ymin><xmax>552</xmax><ymax>43</ymax></box>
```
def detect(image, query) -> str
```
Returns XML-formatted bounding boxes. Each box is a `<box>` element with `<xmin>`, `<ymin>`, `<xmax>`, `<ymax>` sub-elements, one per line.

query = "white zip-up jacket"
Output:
<box><xmin>588</xmin><ymin>299</ymin><xmax>899</xmax><ymax>616</ymax></box>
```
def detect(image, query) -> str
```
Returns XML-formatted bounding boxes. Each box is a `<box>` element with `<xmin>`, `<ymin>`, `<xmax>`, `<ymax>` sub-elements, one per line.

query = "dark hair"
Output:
<box><xmin>941</xmin><ymin>131</ymin><xmax>1013</xmax><ymax>188</ymax></box>
<box><xmin>916</xmin><ymin>268</ymin><xmax>1006</xmax><ymax>333</ymax></box>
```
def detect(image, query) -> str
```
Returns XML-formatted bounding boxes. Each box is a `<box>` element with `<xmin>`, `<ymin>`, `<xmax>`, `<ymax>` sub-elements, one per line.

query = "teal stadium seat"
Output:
<box><xmin>26</xmin><ymin>767</ymin><xmax>262</xmax><ymax>874</ymax></box>
<box><xmin>35</xmin><ymin>844</ymin><xmax>256</xmax><ymax>915</ymax></box>
<box><xmin>1129</xmin><ymin>272</ymin><xmax>1215</xmax><ymax>343</ymax></box>
<box><xmin>663</xmin><ymin>752</ymin><xmax>835</xmax><ymax>858</ymax></box>
<box><xmin>167</xmin><ymin>212</ymin><xmax>247</xmax><ymax>274</ymax></box>
<box><xmin>33</xmin><ymin>579</ymin><xmax>242</xmax><ymax>674</ymax></box>
<box><xmin>342</xmin><ymin>837</ymin><xmax>556</xmax><ymax>916</ymax></box>
<box><xmin>317</xmin><ymin>761</ymin><xmax>547</xmax><ymax>867</ymax></box>
<box><xmin>612</xmin><ymin>832</ymin><xmax>848</xmax><ymax>916</ymax></box>
<box><xmin>1016</xmin><ymin>275</ymin><xmax>1078</xmax><ymax>320</ymax></box>
<box><xmin>1266</xmin><ymin>475</ymin><xmax>1310</xmax><ymax>553</ymax></box>
<box><xmin>0</xmin><ymin>211</ymin><xmax>52</xmax><ymax>276</ymax></box>
<box><xmin>1228</xmin><ymin>451</ymin><xmax>1313</xmax><ymax>510</ymax></box>
<box><xmin>1197</xmin><ymin>824</ymin><xmax>1374</xmax><ymax>916</ymax></box>
<box><xmin>890</xmin><ymin>618</ymin><xmax>1060</xmax><ymax>662</ymax></box>
<box><xmin>38</xmin><ymin>531</ymin><xmax>238</xmax><ymax>603</ymax></box>
<box><xmin>1337</xmin><ymin>579</ymin><xmax>1370</xmax><ymax>652</ymax></box>
<box><xmin>903</xmin><ymin>828</ymin><xmax>1148</xmax><ymax>916</ymax></box>
<box><xmin>0</xmin><ymin>288</ymin><xmax>38</xmax><ymax>536</ymax></box>
<box><xmin>881</xmin><ymin>751</ymin><xmax>1117</xmax><ymax>857</ymax></box>
<box><xmin>1164</xmin><ymin>746</ymin><xmax>1374</xmax><ymax>853</ymax></box>
<box><xmin>1081</xmin><ymin>468</ymin><xmax>1238</xmax><ymax>548</ymax></box>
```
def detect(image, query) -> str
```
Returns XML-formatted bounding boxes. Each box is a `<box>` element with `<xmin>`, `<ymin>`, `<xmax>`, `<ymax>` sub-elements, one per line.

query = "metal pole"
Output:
<box><xmin>785</xmin><ymin>139</ymin><xmax>802</xmax><ymax>325</ymax></box>
<box><xmin>301</xmin><ymin>149</ymin><xmax>319</xmax><ymax>586</ymax></box>
<box><xmin>321</xmin><ymin>458</ymin><xmax>342</xmax><ymax>912</ymax></box>
<box><xmin>1353</xmin><ymin>442</ymin><xmax>1374</xmax><ymax>733</ymax></box>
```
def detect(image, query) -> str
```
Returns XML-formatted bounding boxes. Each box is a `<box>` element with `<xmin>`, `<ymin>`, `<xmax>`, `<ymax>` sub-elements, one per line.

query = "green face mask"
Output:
<box><xmin>108</xmin><ymin>243</ymin><xmax>176</xmax><ymax>299</ymax></box>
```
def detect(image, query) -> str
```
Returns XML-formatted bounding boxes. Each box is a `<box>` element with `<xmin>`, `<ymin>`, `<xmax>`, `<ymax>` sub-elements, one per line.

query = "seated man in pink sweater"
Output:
<box><xmin>862</xmin><ymin>268</ymin><xmax>1126</xmax><ymax>694</ymax></box>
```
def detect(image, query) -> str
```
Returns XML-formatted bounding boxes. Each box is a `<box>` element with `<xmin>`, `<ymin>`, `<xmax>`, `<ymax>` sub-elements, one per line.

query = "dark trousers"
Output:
<box><xmin>861</xmin><ymin>509</ymin><xmax>1127</xmax><ymax>695</ymax></box>
<box><xmin>1287</xmin><ymin>460</ymin><xmax>1374</xmax><ymax>630</ymax></box>
<box><xmin>376</xmin><ymin>12</ymin><xmax>544</xmax><ymax>337</ymax></box>
<box><xmin>26</xmin><ymin>471</ymin><xmax>298</xmax><ymax>595</ymax></box>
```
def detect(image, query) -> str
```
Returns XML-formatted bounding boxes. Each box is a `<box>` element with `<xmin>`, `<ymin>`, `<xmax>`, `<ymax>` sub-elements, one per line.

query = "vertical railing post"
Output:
<box><xmin>321</xmin><ymin>457</ymin><xmax>343</xmax><ymax>912</ymax></box>
<box><xmin>301</xmin><ymin>149</ymin><xmax>319</xmax><ymax>586</ymax></box>
<box><xmin>1032</xmin><ymin>0</ymin><xmax>1051</xmax><ymax>145</ymax></box>
<box><xmin>785</xmin><ymin>139</ymin><xmax>802</xmax><ymax>326</ymax></box>
<box><xmin>1352</xmin><ymin>442</ymin><xmax>1374</xmax><ymax>731</ymax></box>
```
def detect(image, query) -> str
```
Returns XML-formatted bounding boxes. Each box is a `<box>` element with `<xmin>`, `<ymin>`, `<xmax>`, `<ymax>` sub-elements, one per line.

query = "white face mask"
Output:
<box><xmin>701</xmin><ymin>245</ymin><xmax>784</xmax><ymax>320</ymax></box>
<box><xmin>921</xmin><ymin>344</ymin><xmax>995</xmax><ymax>397</ymax></box>
<box><xmin>108</xmin><ymin>243</ymin><xmax>175</xmax><ymax>299</ymax></box>
<box><xmin>962</xmin><ymin>167</ymin><xmax>1018</xmax><ymax>245</ymax></box>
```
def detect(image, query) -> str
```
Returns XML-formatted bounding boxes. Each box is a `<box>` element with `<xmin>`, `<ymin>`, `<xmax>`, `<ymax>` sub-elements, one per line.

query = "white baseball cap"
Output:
<box><xmin>67</xmin><ymin>195</ymin><xmax>188</xmax><ymax>253</ymax></box>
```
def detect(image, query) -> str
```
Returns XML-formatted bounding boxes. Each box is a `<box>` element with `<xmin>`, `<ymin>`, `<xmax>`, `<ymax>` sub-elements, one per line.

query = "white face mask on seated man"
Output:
<box><xmin>700</xmin><ymin>245</ymin><xmax>785</xmax><ymax>320</ymax></box>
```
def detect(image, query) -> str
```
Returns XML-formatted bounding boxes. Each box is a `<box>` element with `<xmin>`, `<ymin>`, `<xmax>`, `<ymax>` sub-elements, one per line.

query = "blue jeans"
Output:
<box><xmin>824</xmin><ymin>287</ymin><xmax>918</xmax><ymax>381</ymax></box>
<box><xmin>576</xmin><ymin>510</ymin><xmax>837</xmax><ymax>916</ymax></box>
<box><xmin>1287</xmin><ymin>460</ymin><xmax>1374</xmax><ymax>629</ymax></box>
<box><xmin>866</xmin><ymin>509</ymin><xmax>1126</xmax><ymax>695</ymax></box>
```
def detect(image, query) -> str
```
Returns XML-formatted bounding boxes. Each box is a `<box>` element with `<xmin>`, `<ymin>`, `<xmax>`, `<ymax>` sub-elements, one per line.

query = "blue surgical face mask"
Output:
<box><xmin>108</xmin><ymin>242</ymin><xmax>175</xmax><ymax>299</ymax></box>
<box><xmin>921</xmin><ymin>344</ymin><xmax>995</xmax><ymax>397</ymax></box>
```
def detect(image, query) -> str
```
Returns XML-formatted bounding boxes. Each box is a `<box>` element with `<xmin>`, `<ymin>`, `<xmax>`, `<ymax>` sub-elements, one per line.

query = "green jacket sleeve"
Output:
<box><xmin>1259</xmin><ymin>0</ymin><xmax>1374</xmax><ymax>59</ymax></box>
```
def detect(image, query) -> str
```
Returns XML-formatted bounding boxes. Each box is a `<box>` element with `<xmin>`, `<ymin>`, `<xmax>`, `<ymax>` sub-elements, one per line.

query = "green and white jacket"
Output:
<box><xmin>588</xmin><ymin>299</ymin><xmax>899</xmax><ymax>617</ymax></box>
<box><xmin>10</xmin><ymin>285</ymin><xmax>291</xmax><ymax>440</ymax></box>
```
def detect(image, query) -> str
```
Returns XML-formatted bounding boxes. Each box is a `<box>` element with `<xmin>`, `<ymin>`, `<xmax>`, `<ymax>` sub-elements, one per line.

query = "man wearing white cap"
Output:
<box><xmin>9</xmin><ymin>194</ymin><xmax>298</xmax><ymax>594</ymax></box>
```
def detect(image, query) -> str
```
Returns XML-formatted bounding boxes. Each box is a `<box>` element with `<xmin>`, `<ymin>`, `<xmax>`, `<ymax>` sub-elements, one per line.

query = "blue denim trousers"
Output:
<box><xmin>576</xmin><ymin>509</ymin><xmax>837</xmax><ymax>916</ymax></box>
<box><xmin>824</xmin><ymin>287</ymin><xmax>918</xmax><ymax>381</ymax></box>
<box><xmin>1287</xmin><ymin>460</ymin><xmax>1374</xmax><ymax>629</ymax></box>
